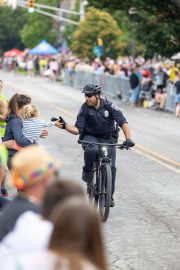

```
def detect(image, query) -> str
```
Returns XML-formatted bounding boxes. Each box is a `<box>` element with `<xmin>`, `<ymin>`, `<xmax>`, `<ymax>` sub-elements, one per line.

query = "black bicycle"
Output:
<box><xmin>78</xmin><ymin>139</ymin><xmax>129</xmax><ymax>222</ymax></box>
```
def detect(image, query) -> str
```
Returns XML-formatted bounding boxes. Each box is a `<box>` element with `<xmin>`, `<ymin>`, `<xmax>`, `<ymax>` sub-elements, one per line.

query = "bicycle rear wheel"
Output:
<box><xmin>99</xmin><ymin>163</ymin><xmax>112</xmax><ymax>222</ymax></box>
<box><xmin>94</xmin><ymin>166</ymin><xmax>100</xmax><ymax>208</ymax></box>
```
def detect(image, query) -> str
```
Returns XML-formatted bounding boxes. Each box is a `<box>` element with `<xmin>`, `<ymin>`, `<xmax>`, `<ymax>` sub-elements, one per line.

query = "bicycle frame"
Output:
<box><xmin>95</xmin><ymin>145</ymin><xmax>111</xmax><ymax>169</ymax></box>
<box><xmin>79</xmin><ymin>138</ymin><xmax>129</xmax><ymax>185</ymax></box>
<box><xmin>78</xmin><ymin>139</ymin><xmax>129</xmax><ymax>221</ymax></box>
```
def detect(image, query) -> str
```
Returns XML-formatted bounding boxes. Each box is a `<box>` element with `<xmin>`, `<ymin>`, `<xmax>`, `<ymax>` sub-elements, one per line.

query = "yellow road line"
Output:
<box><xmin>135</xmin><ymin>144</ymin><xmax>180</xmax><ymax>167</ymax></box>
<box><xmin>133</xmin><ymin>149</ymin><xmax>180</xmax><ymax>174</ymax></box>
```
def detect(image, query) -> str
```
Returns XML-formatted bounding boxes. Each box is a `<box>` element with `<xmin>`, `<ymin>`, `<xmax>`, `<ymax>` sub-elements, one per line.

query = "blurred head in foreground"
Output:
<box><xmin>11</xmin><ymin>145</ymin><xmax>59</xmax><ymax>202</ymax></box>
<box><xmin>49</xmin><ymin>198</ymin><xmax>107</xmax><ymax>270</ymax></box>
<box><xmin>42</xmin><ymin>178</ymin><xmax>86</xmax><ymax>220</ymax></box>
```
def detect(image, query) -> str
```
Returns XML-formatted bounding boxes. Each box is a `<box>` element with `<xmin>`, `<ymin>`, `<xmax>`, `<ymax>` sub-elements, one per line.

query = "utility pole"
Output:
<box><xmin>80</xmin><ymin>0</ymin><xmax>88</xmax><ymax>21</ymax></box>
<box><xmin>128</xmin><ymin>7</ymin><xmax>137</xmax><ymax>60</ymax></box>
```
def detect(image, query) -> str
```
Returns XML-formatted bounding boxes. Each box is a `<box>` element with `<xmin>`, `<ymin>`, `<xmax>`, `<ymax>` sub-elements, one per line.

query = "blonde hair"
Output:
<box><xmin>22</xmin><ymin>104</ymin><xmax>38</xmax><ymax>119</ymax></box>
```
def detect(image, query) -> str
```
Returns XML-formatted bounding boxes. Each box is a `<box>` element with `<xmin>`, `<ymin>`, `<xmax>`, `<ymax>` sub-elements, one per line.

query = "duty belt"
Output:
<box><xmin>87</xmin><ymin>133</ymin><xmax>113</xmax><ymax>140</ymax></box>
<box><xmin>100</xmin><ymin>133</ymin><xmax>113</xmax><ymax>140</ymax></box>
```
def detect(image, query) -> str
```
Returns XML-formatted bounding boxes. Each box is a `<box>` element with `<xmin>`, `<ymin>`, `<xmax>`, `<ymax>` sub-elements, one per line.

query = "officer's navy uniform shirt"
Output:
<box><xmin>75</xmin><ymin>98</ymin><xmax>127</xmax><ymax>137</ymax></box>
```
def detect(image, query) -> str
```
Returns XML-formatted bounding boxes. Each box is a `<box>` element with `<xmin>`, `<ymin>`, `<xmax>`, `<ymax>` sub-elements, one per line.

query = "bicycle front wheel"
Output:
<box><xmin>99</xmin><ymin>163</ymin><xmax>112</xmax><ymax>222</ymax></box>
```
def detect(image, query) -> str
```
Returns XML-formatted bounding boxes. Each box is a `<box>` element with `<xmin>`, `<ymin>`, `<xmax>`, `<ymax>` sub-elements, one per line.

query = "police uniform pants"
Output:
<box><xmin>83</xmin><ymin>135</ymin><xmax>116</xmax><ymax>195</ymax></box>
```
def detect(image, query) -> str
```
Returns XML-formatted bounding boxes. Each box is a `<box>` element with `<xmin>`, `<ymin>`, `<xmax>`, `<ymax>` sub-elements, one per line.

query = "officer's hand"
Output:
<box><xmin>122</xmin><ymin>139</ymin><xmax>135</xmax><ymax>149</ymax></box>
<box><xmin>54</xmin><ymin>121</ymin><xmax>63</xmax><ymax>128</ymax></box>
<box><xmin>59</xmin><ymin>116</ymin><xmax>67</xmax><ymax>129</ymax></box>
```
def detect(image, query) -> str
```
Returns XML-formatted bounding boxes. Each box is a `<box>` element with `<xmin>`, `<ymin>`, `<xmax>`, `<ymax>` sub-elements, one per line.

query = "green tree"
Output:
<box><xmin>71</xmin><ymin>7</ymin><xmax>121</xmax><ymax>59</ymax></box>
<box><xmin>88</xmin><ymin>0</ymin><xmax>180</xmax><ymax>57</ymax></box>
<box><xmin>20</xmin><ymin>0</ymin><xmax>57</xmax><ymax>48</ymax></box>
<box><xmin>134</xmin><ymin>10</ymin><xmax>179</xmax><ymax>57</ymax></box>
<box><xmin>20</xmin><ymin>13</ymin><xmax>56</xmax><ymax>48</ymax></box>
<box><xmin>0</xmin><ymin>7</ymin><xmax>27</xmax><ymax>54</ymax></box>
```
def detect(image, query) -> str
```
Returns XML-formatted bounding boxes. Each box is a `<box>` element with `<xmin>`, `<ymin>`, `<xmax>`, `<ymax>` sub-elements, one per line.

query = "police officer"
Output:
<box><xmin>59</xmin><ymin>84</ymin><xmax>135</xmax><ymax>206</ymax></box>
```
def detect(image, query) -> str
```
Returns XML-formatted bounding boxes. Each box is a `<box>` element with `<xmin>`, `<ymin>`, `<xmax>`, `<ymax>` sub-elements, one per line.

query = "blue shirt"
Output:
<box><xmin>3</xmin><ymin>113</ymin><xmax>32</xmax><ymax>157</ymax></box>
<box><xmin>75</xmin><ymin>98</ymin><xmax>127</xmax><ymax>137</ymax></box>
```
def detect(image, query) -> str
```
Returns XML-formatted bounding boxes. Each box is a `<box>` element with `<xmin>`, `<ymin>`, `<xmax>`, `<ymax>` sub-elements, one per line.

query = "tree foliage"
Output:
<box><xmin>88</xmin><ymin>0</ymin><xmax>180</xmax><ymax>57</ymax></box>
<box><xmin>0</xmin><ymin>7</ymin><xmax>27</xmax><ymax>54</ymax></box>
<box><xmin>134</xmin><ymin>10</ymin><xmax>179</xmax><ymax>57</ymax></box>
<box><xmin>20</xmin><ymin>13</ymin><xmax>56</xmax><ymax>48</ymax></box>
<box><xmin>71</xmin><ymin>7</ymin><xmax>121</xmax><ymax>59</ymax></box>
<box><xmin>20</xmin><ymin>0</ymin><xmax>57</xmax><ymax>48</ymax></box>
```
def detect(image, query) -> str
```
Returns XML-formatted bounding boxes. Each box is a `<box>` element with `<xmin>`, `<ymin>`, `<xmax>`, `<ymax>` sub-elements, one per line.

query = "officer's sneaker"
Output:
<box><xmin>82</xmin><ymin>167</ymin><xmax>94</xmax><ymax>183</ymax></box>
<box><xmin>110</xmin><ymin>196</ymin><xmax>115</xmax><ymax>207</ymax></box>
<box><xmin>87</xmin><ymin>181</ymin><xmax>94</xmax><ymax>195</ymax></box>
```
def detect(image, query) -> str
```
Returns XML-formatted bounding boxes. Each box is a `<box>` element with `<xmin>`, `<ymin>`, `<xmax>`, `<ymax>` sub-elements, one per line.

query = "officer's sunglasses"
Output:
<box><xmin>85</xmin><ymin>93</ymin><xmax>94</xmax><ymax>98</ymax></box>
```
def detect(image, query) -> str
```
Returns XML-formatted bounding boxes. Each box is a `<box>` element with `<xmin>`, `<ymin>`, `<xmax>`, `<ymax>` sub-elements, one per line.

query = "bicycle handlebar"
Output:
<box><xmin>78</xmin><ymin>139</ymin><xmax>131</xmax><ymax>150</ymax></box>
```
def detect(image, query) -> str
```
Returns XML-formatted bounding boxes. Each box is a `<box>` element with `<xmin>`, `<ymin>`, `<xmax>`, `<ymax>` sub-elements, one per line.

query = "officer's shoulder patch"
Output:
<box><xmin>111</xmin><ymin>103</ymin><xmax>120</xmax><ymax>111</ymax></box>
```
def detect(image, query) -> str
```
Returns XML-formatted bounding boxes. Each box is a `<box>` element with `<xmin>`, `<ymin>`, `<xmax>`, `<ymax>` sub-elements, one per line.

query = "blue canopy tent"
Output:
<box><xmin>29</xmin><ymin>40</ymin><xmax>58</xmax><ymax>55</ymax></box>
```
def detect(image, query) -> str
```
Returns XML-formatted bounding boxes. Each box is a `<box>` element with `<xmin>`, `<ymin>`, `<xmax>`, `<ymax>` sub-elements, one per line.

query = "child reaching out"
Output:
<box><xmin>4</xmin><ymin>104</ymin><xmax>61</xmax><ymax>150</ymax></box>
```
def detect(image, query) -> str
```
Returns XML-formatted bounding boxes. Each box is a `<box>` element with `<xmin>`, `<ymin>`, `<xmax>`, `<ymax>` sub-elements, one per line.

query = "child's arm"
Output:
<box><xmin>42</xmin><ymin>120</ymin><xmax>62</xmax><ymax>128</ymax></box>
<box><xmin>2</xmin><ymin>140</ymin><xmax>23</xmax><ymax>151</ymax></box>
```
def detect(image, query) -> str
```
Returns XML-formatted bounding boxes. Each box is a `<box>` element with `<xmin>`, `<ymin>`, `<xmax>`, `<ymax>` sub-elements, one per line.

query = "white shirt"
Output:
<box><xmin>22</xmin><ymin>118</ymin><xmax>54</xmax><ymax>143</ymax></box>
<box><xmin>0</xmin><ymin>211</ymin><xmax>53</xmax><ymax>256</ymax></box>
<box><xmin>2</xmin><ymin>251</ymin><xmax>98</xmax><ymax>270</ymax></box>
<box><xmin>26</xmin><ymin>60</ymin><xmax>34</xmax><ymax>70</ymax></box>
<box><xmin>49</xmin><ymin>61</ymin><xmax>58</xmax><ymax>71</ymax></box>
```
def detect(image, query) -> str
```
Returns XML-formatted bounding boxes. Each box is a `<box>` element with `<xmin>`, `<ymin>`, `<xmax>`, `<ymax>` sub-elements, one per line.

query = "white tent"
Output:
<box><xmin>171</xmin><ymin>52</ymin><xmax>180</xmax><ymax>61</ymax></box>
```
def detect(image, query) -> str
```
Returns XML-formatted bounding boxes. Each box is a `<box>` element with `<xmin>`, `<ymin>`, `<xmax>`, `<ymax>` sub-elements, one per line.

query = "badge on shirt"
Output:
<box><xmin>104</xmin><ymin>110</ymin><xmax>109</xmax><ymax>117</ymax></box>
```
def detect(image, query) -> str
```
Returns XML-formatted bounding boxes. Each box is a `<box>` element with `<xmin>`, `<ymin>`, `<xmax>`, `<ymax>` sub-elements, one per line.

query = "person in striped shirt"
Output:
<box><xmin>3</xmin><ymin>104</ymin><xmax>61</xmax><ymax>150</ymax></box>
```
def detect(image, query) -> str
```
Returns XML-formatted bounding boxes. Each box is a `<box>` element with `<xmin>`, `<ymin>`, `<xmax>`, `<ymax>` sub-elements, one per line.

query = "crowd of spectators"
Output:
<box><xmin>0</xmin><ymin>52</ymin><xmax>180</xmax><ymax>114</ymax></box>
<box><xmin>64</xmin><ymin>55</ymin><xmax>179</xmax><ymax>113</ymax></box>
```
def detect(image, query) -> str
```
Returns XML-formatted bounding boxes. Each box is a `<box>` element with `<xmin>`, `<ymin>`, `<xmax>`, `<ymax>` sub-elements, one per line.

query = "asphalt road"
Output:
<box><xmin>1</xmin><ymin>71</ymin><xmax>180</xmax><ymax>270</ymax></box>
